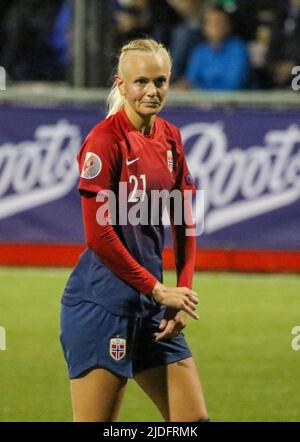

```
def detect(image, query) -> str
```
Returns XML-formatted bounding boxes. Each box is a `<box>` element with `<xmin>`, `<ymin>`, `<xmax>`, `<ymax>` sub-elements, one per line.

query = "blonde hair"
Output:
<box><xmin>106</xmin><ymin>38</ymin><xmax>172</xmax><ymax>117</ymax></box>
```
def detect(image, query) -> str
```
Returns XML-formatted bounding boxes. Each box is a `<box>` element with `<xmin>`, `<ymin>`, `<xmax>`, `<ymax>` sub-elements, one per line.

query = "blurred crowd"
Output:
<box><xmin>1</xmin><ymin>0</ymin><xmax>300</xmax><ymax>90</ymax></box>
<box><xmin>111</xmin><ymin>0</ymin><xmax>300</xmax><ymax>90</ymax></box>
<box><xmin>0</xmin><ymin>0</ymin><xmax>70</xmax><ymax>82</ymax></box>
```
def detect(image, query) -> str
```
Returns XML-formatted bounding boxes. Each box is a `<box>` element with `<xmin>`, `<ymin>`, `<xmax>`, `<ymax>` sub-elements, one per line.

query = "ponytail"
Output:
<box><xmin>106</xmin><ymin>83</ymin><xmax>126</xmax><ymax>118</ymax></box>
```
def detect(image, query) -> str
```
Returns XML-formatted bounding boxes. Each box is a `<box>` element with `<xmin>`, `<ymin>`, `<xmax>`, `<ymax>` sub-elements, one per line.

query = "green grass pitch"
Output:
<box><xmin>0</xmin><ymin>267</ymin><xmax>299</xmax><ymax>422</ymax></box>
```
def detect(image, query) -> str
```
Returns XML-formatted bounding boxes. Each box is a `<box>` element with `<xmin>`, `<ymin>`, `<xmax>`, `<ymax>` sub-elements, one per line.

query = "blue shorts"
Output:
<box><xmin>60</xmin><ymin>301</ymin><xmax>192</xmax><ymax>379</ymax></box>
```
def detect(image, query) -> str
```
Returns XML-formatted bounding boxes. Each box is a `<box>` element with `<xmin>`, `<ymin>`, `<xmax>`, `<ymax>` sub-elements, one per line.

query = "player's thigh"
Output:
<box><xmin>134</xmin><ymin>364</ymin><xmax>170</xmax><ymax>421</ymax></box>
<box><xmin>134</xmin><ymin>357</ymin><xmax>208</xmax><ymax>422</ymax></box>
<box><xmin>166</xmin><ymin>357</ymin><xmax>208</xmax><ymax>422</ymax></box>
<box><xmin>71</xmin><ymin>367</ymin><xmax>128</xmax><ymax>422</ymax></box>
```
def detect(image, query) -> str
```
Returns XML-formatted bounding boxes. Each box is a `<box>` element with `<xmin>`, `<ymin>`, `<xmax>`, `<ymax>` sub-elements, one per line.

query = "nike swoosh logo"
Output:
<box><xmin>126</xmin><ymin>157</ymin><xmax>140</xmax><ymax>166</ymax></box>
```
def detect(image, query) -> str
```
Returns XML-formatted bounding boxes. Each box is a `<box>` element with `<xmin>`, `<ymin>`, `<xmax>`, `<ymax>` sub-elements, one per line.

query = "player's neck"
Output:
<box><xmin>124</xmin><ymin>103</ymin><xmax>155</xmax><ymax>136</ymax></box>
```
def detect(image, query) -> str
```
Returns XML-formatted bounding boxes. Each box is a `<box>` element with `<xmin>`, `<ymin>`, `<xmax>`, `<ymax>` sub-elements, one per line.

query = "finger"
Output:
<box><xmin>173</xmin><ymin>324</ymin><xmax>182</xmax><ymax>336</ymax></box>
<box><xmin>155</xmin><ymin>320</ymin><xmax>184</xmax><ymax>340</ymax></box>
<box><xmin>154</xmin><ymin>331</ymin><xmax>170</xmax><ymax>341</ymax></box>
<box><xmin>155</xmin><ymin>322</ymin><xmax>175</xmax><ymax>341</ymax></box>
<box><xmin>177</xmin><ymin>296</ymin><xmax>196</xmax><ymax>312</ymax></box>
<box><xmin>159</xmin><ymin>319</ymin><xmax>167</xmax><ymax>330</ymax></box>
<box><xmin>174</xmin><ymin>320</ymin><xmax>186</xmax><ymax>331</ymax></box>
<box><xmin>180</xmin><ymin>287</ymin><xmax>198</xmax><ymax>299</ymax></box>
<box><xmin>176</xmin><ymin>294</ymin><xmax>197</xmax><ymax>308</ymax></box>
<box><xmin>176</xmin><ymin>318</ymin><xmax>186</xmax><ymax>331</ymax></box>
<box><xmin>184</xmin><ymin>298</ymin><xmax>198</xmax><ymax>311</ymax></box>
<box><xmin>154</xmin><ymin>320</ymin><xmax>174</xmax><ymax>336</ymax></box>
<box><xmin>179</xmin><ymin>290</ymin><xmax>198</xmax><ymax>305</ymax></box>
<box><xmin>181</xmin><ymin>304</ymin><xmax>199</xmax><ymax>320</ymax></box>
<box><xmin>186</xmin><ymin>293</ymin><xmax>199</xmax><ymax>304</ymax></box>
<box><xmin>166</xmin><ymin>323</ymin><xmax>182</xmax><ymax>339</ymax></box>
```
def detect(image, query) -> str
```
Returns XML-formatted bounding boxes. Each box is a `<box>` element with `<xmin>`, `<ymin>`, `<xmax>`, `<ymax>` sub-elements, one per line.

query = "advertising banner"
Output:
<box><xmin>0</xmin><ymin>104</ymin><xmax>299</xmax><ymax>267</ymax></box>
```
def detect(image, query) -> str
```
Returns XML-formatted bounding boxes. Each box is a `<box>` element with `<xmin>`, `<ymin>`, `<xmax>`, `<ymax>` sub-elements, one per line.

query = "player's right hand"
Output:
<box><xmin>149</xmin><ymin>281</ymin><xmax>199</xmax><ymax>320</ymax></box>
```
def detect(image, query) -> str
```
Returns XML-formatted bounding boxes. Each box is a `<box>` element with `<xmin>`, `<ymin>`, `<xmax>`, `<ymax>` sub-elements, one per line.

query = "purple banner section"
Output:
<box><xmin>0</xmin><ymin>105</ymin><xmax>299</xmax><ymax>250</ymax></box>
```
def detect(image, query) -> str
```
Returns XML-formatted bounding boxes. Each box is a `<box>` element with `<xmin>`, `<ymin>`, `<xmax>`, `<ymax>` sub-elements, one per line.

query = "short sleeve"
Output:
<box><xmin>173</xmin><ymin>128</ymin><xmax>197</xmax><ymax>194</ymax></box>
<box><xmin>77</xmin><ymin>130</ymin><xmax>121</xmax><ymax>195</ymax></box>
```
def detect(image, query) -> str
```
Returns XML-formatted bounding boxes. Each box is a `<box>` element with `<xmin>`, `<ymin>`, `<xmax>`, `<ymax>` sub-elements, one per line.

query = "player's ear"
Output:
<box><xmin>115</xmin><ymin>74</ymin><xmax>126</xmax><ymax>97</ymax></box>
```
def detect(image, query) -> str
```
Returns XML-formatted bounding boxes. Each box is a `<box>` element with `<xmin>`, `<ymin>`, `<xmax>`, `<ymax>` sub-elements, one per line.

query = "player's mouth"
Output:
<box><xmin>142</xmin><ymin>101</ymin><xmax>160</xmax><ymax>106</ymax></box>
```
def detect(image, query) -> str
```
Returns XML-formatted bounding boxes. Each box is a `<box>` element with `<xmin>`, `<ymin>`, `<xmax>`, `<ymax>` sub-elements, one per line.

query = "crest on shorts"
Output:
<box><xmin>109</xmin><ymin>337</ymin><xmax>126</xmax><ymax>361</ymax></box>
<box><xmin>81</xmin><ymin>152</ymin><xmax>102</xmax><ymax>179</ymax></box>
<box><xmin>167</xmin><ymin>150</ymin><xmax>173</xmax><ymax>173</ymax></box>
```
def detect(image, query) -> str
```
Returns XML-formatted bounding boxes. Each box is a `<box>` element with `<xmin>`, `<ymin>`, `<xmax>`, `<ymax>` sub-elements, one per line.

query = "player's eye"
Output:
<box><xmin>155</xmin><ymin>78</ymin><xmax>167</xmax><ymax>87</ymax></box>
<box><xmin>135</xmin><ymin>79</ymin><xmax>147</xmax><ymax>85</ymax></box>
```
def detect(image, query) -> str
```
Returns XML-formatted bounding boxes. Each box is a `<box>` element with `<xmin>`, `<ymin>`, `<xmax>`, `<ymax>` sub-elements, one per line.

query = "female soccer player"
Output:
<box><xmin>60</xmin><ymin>38</ymin><xmax>209</xmax><ymax>422</ymax></box>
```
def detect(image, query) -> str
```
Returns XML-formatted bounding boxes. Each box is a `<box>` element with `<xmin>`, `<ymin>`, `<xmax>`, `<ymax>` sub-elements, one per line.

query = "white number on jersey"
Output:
<box><xmin>128</xmin><ymin>174</ymin><xmax>146</xmax><ymax>202</ymax></box>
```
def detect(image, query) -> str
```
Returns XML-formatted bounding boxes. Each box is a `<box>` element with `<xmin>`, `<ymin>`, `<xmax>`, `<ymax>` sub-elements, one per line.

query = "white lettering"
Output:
<box><xmin>291</xmin><ymin>66</ymin><xmax>300</xmax><ymax>91</ymax></box>
<box><xmin>181</xmin><ymin>123</ymin><xmax>300</xmax><ymax>233</ymax></box>
<box><xmin>0</xmin><ymin>326</ymin><xmax>6</xmax><ymax>351</ymax></box>
<box><xmin>291</xmin><ymin>326</ymin><xmax>300</xmax><ymax>351</ymax></box>
<box><xmin>0</xmin><ymin>120</ymin><xmax>81</xmax><ymax>219</ymax></box>
<box><xmin>0</xmin><ymin>66</ymin><xmax>6</xmax><ymax>91</ymax></box>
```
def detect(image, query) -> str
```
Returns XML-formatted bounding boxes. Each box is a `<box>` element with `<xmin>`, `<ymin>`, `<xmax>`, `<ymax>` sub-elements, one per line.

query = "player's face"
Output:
<box><xmin>116</xmin><ymin>52</ymin><xmax>171</xmax><ymax>118</ymax></box>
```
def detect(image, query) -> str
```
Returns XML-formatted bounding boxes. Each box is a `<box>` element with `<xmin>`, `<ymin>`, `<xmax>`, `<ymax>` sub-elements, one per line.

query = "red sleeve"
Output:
<box><xmin>81</xmin><ymin>188</ymin><xmax>157</xmax><ymax>296</ymax></box>
<box><xmin>78</xmin><ymin>126</ymin><xmax>157</xmax><ymax>294</ymax></box>
<box><xmin>77</xmin><ymin>129</ymin><xmax>121</xmax><ymax>195</ymax></box>
<box><xmin>172</xmin><ymin>128</ymin><xmax>197</xmax><ymax>194</ymax></box>
<box><xmin>171</xmin><ymin>206</ymin><xmax>196</xmax><ymax>289</ymax></box>
<box><xmin>171</xmin><ymin>127</ymin><xmax>197</xmax><ymax>289</ymax></box>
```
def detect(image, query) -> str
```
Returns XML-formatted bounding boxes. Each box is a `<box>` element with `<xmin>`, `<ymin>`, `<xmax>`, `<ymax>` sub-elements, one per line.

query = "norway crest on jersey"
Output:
<box><xmin>167</xmin><ymin>150</ymin><xmax>173</xmax><ymax>173</ymax></box>
<box><xmin>109</xmin><ymin>337</ymin><xmax>126</xmax><ymax>361</ymax></box>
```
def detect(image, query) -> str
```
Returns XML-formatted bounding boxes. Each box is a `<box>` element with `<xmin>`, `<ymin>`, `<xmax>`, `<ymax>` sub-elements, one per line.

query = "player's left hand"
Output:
<box><xmin>154</xmin><ymin>308</ymin><xmax>188</xmax><ymax>341</ymax></box>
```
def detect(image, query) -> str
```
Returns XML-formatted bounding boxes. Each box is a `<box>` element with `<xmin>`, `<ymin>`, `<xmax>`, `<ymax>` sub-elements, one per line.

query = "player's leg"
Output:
<box><xmin>60</xmin><ymin>301</ymin><xmax>136</xmax><ymax>422</ymax></box>
<box><xmin>166</xmin><ymin>357</ymin><xmax>208</xmax><ymax>421</ymax></box>
<box><xmin>71</xmin><ymin>367</ymin><xmax>128</xmax><ymax>422</ymax></box>
<box><xmin>134</xmin><ymin>364</ymin><xmax>169</xmax><ymax>420</ymax></box>
<box><xmin>134</xmin><ymin>357</ymin><xmax>208</xmax><ymax>422</ymax></box>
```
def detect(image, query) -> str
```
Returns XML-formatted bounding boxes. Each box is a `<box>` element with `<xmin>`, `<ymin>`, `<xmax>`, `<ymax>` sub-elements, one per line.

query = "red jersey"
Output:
<box><xmin>62</xmin><ymin>108</ymin><xmax>196</xmax><ymax>318</ymax></box>
<box><xmin>78</xmin><ymin>107</ymin><xmax>195</xmax><ymax>197</ymax></box>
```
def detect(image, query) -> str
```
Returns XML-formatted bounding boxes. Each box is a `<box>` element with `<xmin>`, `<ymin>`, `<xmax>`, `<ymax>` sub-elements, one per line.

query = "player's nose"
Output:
<box><xmin>146</xmin><ymin>81</ymin><xmax>157</xmax><ymax>96</ymax></box>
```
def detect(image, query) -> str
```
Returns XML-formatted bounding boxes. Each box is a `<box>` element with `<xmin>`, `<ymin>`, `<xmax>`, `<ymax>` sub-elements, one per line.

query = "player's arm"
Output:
<box><xmin>170</xmin><ymin>198</ymin><xmax>196</xmax><ymax>290</ymax></box>
<box><xmin>155</xmin><ymin>130</ymin><xmax>198</xmax><ymax>340</ymax></box>
<box><xmin>171</xmin><ymin>128</ymin><xmax>197</xmax><ymax>290</ymax></box>
<box><xmin>82</xmin><ymin>194</ymin><xmax>156</xmax><ymax>294</ymax></box>
<box><xmin>82</xmin><ymin>194</ymin><xmax>198</xmax><ymax>318</ymax></box>
<box><xmin>153</xmin><ymin>197</ymin><xmax>196</xmax><ymax>341</ymax></box>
